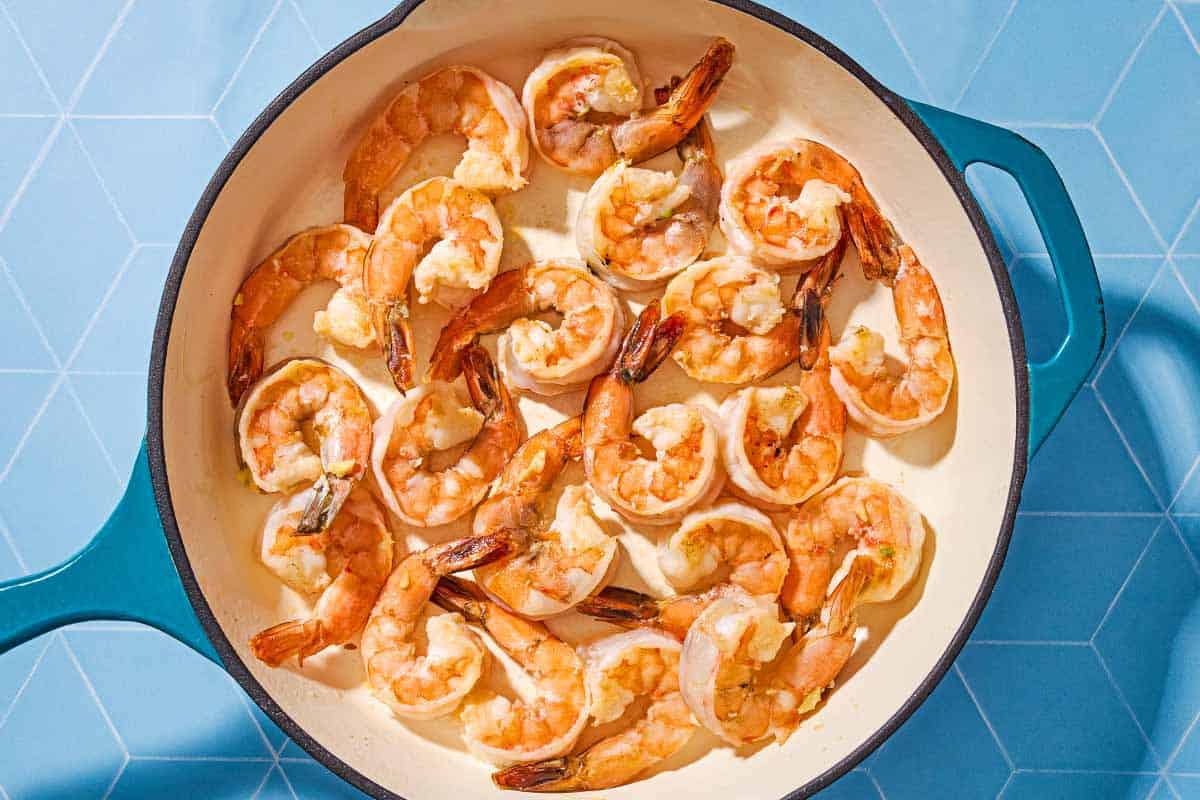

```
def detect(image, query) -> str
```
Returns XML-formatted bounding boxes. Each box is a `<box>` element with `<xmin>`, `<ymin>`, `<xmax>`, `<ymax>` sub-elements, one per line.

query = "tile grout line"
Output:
<box><xmin>0</xmin><ymin>510</ymin><xmax>30</xmax><ymax>572</ymax></box>
<box><xmin>69</xmin><ymin>113</ymin><xmax>216</xmax><ymax>120</ymax></box>
<box><xmin>1092</xmin><ymin>389</ymin><xmax>1169</xmax><ymax>509</ymax></box>
<box><xmin>1092</xmin><ymin>127</ymin><xmax>1170</xmax><ymax>252</ymax></box>
<box><xmin>950</xmin><ymin>0</ymin><xmax>1018</xmax><ymax>111</ymax></box>
<box><xmin>275</xmin><ymin>759</ymin><xmax>302</xmax><ymax>800</ymax></box>
<box><xmin>0</xmin><ymin>634</ymin><xmax>51</xmax><ymax>731</ymax></box>
<box><xmin>863</xmin><ymin>766</ymin><xmax>888</xmax><ymax>800</ymax></box>
<box><xmin>1162</xmin><ymin>706</ymin><xmax>1200</xmax><ymax>774</ymax></box>
<box><xmin>98</xmin><ymin>753</ymin><xmax>129</xmax><ymax>800</ymax></box>
<box><xmin>64</xmin><ymin>119</ymin><xmax>139</xmax><ymax>245</ymax></box>
<box><xmin>288</xmin><ymin>0</ymin><xmax>324</xmax><ymax>55</ymax></box>
<box><xmin>869</xmin><ymin>0</ymin><xmax>935</xmax><ymax>103</ymax></box>
<box><xmin>1163</xmin><ymin>515</ymin><xmax>1200</xmax><ymax>575</ymax></box>
<box><xmin>1090</xmin><ymin>518</ymin><xmax>1161</xmax><ymax>642</ymax></box>
<box><xmin>61</xmin><ymin>244</ymin><xmax>139</xmax><ymax>371</ymax></box>
<box><xmin>248</xmin><ymin>760</ymin><xmax>276</xmax><ymax>800</ymax></box>
<box><xmin>954</xmin><ymin>663</ymin><xmax>1017</xmax><ymax>770</ymax></box>
<box><xmin>992</xmin><ymin>769</ymin><xmax>1014</xmax><ymax>800</ymax></box>
<box><xmin>0</xmin><ymin>373</ymin><xmax>64</xmax><ymax>485</ymax></box>
<box><xmin>0</xmin><ymin>256</ymin><xmax>62</xmax><ymax>370</ymax></box>
<box><xmin>58</xmin><ymin>632</ymin><xmax>130</xmax><ymax>754</ymax></box>
<box><xmin>1164</xmin><ymin>451</ymin><xmax>1200</xmax><ymax>513</ymax></box>
<box><xmin>0</xmin><ymin>1</ymin><xmax>65</xmax><ymax>112</ymax></box>
<box><xmin>63</xmin><ymin>0</ymin><xmax>136</xmax><ymax>112</ymax></box>
<box><xmin>0</xmin><ymin>117</ymin><xmax>63</xmax><ymax>234</ymax></box>
<box><xmin>128</xmin><ymin>755</ymin><xmax>276</xmax><ymax>763</ymax></box>
<box><xmin>210</xmin><ymin>0</ymin><xmax>283</xmax><ymax>117</ymax></box>
<box><xmin>1168</xmin><ymin>198</ymin><xmax>1200</xmax><ymax>255</ymax></box>
<box><xmin>1169</xmin><ymin>1</ymin><xmax>1200</xmax><ymax>53</ymax></box>
<box><xmin>1089</xmin><ymin>641</ymin><xmax>1166</xmax><ymax>770</ymax></box>
<box><xmin>1091</xmin><ymin>260</ymin><xmax>1169</xmax><ymax>383</ymax></box>
<box><xmin>62</xmin><ymin>377</ymin><xmax>123</xmax><ymax>484</ymax></box>
<box><xmin>1166</xmin><ymin>775</ymin><xmax>1185</xmax><ymax>800</ymax></box>
<box><xmin>1092</xmin><ymin>2</ymin><xmax>1167</xmax><ymax>126</ymax></box>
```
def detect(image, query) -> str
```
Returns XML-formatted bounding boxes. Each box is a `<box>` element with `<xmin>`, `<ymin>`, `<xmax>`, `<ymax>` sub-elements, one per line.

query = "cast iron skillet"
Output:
<box><xmin>0</xmin><ymin>1</ymin><xmax>1103</xmax><ymax>797</ymax></box>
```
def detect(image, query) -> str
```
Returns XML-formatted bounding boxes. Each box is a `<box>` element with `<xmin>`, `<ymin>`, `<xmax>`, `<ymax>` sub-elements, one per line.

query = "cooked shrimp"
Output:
<box><xmin>361</xmin><ymin>533</ymin><xmax>517</xmax><ymax>720</ymax></box>
<box><xmin>523</xmin><ymin>37</ymin><xmax>734</xmax><ymax>175</ymax></box>
<box><xmin>372</xmin><ymin>346</ymin><xmax>522</xmax><ymax>527</ymax></box>
<box><xmin>576</xmin><ymin>116</ymin><xmax>721</xmax><ymax>290</ymax></box>
<box><xmin>720</xmin><ymin>138</ymin><xmax>898</xmax><ymax>277</ymax></box>
<box><xmin>227</xmin><ymin>225</ymin><xmax>372</xmax><ymax>406</ymax></box>
<box><xmin>678</xmin><ymin>558</ymin><xmax>874</xmax><ymax>746</ymax></box>
<box><xmin>427</xmin><ymin>259</ymin><xmax>624</xmax><ymax>396</ymax></box>
<box><xmin>659</xmin><ymin>500</ymin><xmax>788</xmax><ymax>598</ymax></box>
<box><xmin>236</xmin><ymin>358</ymin><xmax>372</xmax><ymax>533</ymax></box>
<box><xmin>493</xmin><ymin>630</ymin><xmax>695</xmax><ymax>791</ymax></box>
<box><xmin>660</xmin><ymin>256</ymin><xmax>796</xmax><ymax>384</ymax></box>
<box><xmin>583</xmin><ymin>302</ymin><xmax>724</xmax><ymax>524</ymax></box>
<box><xmin>829</xmin><ymin>244</ymin><xmax>955</xmax><ymax>436</ymax></box>
<box><xmin>574</xmin><ymin>583</ymin><xmax>745</xmax><ymax>641</ymax></box>
<box><xmin>364</xmin><ymin>177</ymin><xmax>504</xmax><ymax>390</ymax></box>
<box><xmin>433</xmin><ymin>576</ymin><xmax>589</xmax><ymax>764</ymax></box>
<box><xmin>250</xmin><ymin>486</ymin><xmax>393</xmax><ymax>666</ymax></box>
<box><xmin>343</xmin><ymin>65</ymin><xmax>528</xmax><ymax>231</ymax></box>
<box><xmin>473</xmin><ymin>418</ymin><xmax>618</xmax><ymax>618</ymax></box>
<box><xmin>781</xmin><ymin>476</ymin><xmax>925</xmax><ymax>622</ymax></box>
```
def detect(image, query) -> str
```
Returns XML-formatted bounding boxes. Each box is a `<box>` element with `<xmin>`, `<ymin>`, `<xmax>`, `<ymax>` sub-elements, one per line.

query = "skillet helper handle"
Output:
<box><xmin>0</xmin><ymin>441</ymin><xmax>218</xmax><ymax>663</ymax></box>
<box><xmin>907</xmin><ymin>101</ymin><xmax>1105</xmax><ymax>456</ymax></box>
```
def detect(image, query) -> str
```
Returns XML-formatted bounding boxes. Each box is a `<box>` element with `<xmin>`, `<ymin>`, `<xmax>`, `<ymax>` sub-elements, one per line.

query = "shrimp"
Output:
<box><xmin>227</xmin><ymin>224</ymin><xmax>372</xmax><ymax>406</ymax></box>
<box><xmin>574</xmin><ymin>501</ymin><xmax>786</xmax><ymax>641</ymax></box>
<box><xmin>781</xmin><ymin>476</ymin><xmax>925</xmax><ymax>623</ymax></box>
<box><xmin>583</xmin><ymin>302</ymin><xmax>724</xmax><ymax>525</ymax></box>
<box><xmin>427</xmin><ymin>259</ymin><xmax>624</xmax><ymax>396</ymax></box>
<box><xmin>576</xmin><ymin>116</ymin><xmax>721</xmax><ymax>290</ymax></box>
<box><xmin>236</xmin><ymin>358</ymin><xmax>373</xmax><ymax>533</ymax></box>
<box><xmin>829</xmin><ymin>244</ymin><xmax>955</xmax><ymax>436</ymax></box>
<box><xmin>343</xmin><ymin>65</ymin><xmax>528</xmax><ymax>232</ymax></box>
<box><xmin>371</xmin><ymin>346</ymin><xmax>522</xmax><ymax>527</ymax></box>
<box><xmin>522</xmin><ymin>37</ymin><xmax>735</xmax><ymax>175</ymax></box>
<box><xmin>493</xmin><ymin>630</ymin><xmax>696</xmax><ymax>791</ymax></box>
<box><xmin>433</xmin><ymin>576</ymin><xmax>590</xmax><ymax>764</ymax></box>
<box><xmin>678</xmin><ymin>558</ymin><xmax>874</xmax><ymax>746</ymax></box>
<box><xmin>473</xmin><ymin>418</ymin><xmax>619</xmax><ymax>618</ymax></box>
<box><xmin>720</xmin><ymin>138</ymin><xmax>898</xmax><ymax>277</ymax></box>
<box><xmin>364</xmin><ymin>177</ymin><xmax>504</xmax><ymax>390</ymax></box>
<box><xmin>250</xmin><ymin>486</ymin><xmax>393</xmax><ymax>666</ymax></box>
<box><xmin>361</xmin><ymin>533</ymin><xmax>517</xmax><ymax>720</ymax></box>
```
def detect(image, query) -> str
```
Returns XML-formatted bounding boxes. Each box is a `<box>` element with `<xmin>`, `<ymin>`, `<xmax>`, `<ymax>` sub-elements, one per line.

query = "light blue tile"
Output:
<box><xmin>0</xmin><ymin>382</ymin><xmax>122</xmax><ymax>572</ymax></box>
<box><xmin>1095</xmin><ymin>257</ymin><xmax>1164</xmax><ymax>368</ymax></box>
<box><xmin>957</xmin><ymin>644</ymin><xmax>1151</xmax><ymax>770</ymax></box>
<box><xmin>1172</xmin><ymin>774</ymin><xmax>1200</xmax><ymax>799</ymax></box>
<box><xmin>0</xmin><ymin>637</ymin><xmax>125</xmax><ymax>799</ymax></box>
<box><xmin>5</xmin><ymin>0</ymin><xmax>125</xmax><ymax>105</ymax></box>
<box><xmin>75</xmin><ymin>0</ymin><xmax>276</xmax><ymax>114</ymax></box>
<box><xmin>875</xmin><ymin>0</ymin><xmax>1012</xmax><ymax>107</ymax></box>
<box><xmin>72</xmin><ymin>246</ymin><xmax>171</xmax><ymax>372</ymax></box>
<box><xmin>869</xmin><ymin>670</ymin><xmax>1009</xmax><ymax>800</ymax></box>
<box><xmin>1001</xmin><ymin>772</ymin><xmax>1159</xmax><ymax>800</ymax></box>
<box><xmin>67</xmin><ymin>628</ymin><xmax>274</xmax><ymax>759</ymax></box>
<box><xmin>1173</xmin><ymin>712</ymin><xmax>1200</xmax><ymax>772</ymax></box>
<box><xmin>282</xmin><ymin>759</ymin><xmax>370</xmax><ymax>800</ymax></box>
<box><xmin>973</xmin><ymin>514</ymin><xmax>1157</xmax><ymax>642</ymax></box>
<box><xmin>0</xmin><ymin>521</ymin><xmax>23</xmax><ymax>581</ymax></box>
<box><xmin>0</xmin><ymin>117</ymin><xmax>55</xmax><ymax>214</ymax></box>
<box><xmin>814</xmin><ymin>769</ymin><xmax>880</xmax><ymax>799</ymax></box>
<box><xmin>1010</xmin><ymin>256</ymin><xmax>1066</xmax><ymax>364</ymax></box>
<box><xmin>1096</xmin><ymin>266</ymin><xmax>1200</xmax><ymax>504</ymax></box>
<box><xmin>215</xmin><ymin>1</ymin><xmax>321</xmax><ymax>141</ymax></box>
<box><xmin>257</xmin><ymin>765</ymin><xmax>296</xmax><ymax>800</ymax></box>
<box><xmin>0</xmin><ymin>373</ymin><xmax>56</xmax><ymax>470</ymax></box>
<box><xmin>767</xmin><ymin>0</ymin><xmax>928</xmax><ymax>101</ymax></box>
<box><xmin>1178</xmin><ymin>516</ymin><xmax>1200</xmax><ymax>566</ymax></box>
<box><xmin>1180</xmin><ymin>3</ymin><xmax>1200</xmax><ymax>42</ymax></box>
<box><xmin>1020</xmin><ymin>387</ymin><xmax>1160</xmax><ymax>512</ymax></box>
<box><xmin>279</xmin><ymin>737</ymin><xmax>312</xmax><ymax>760</ymax></box>
<box><xmin>965</xmin><ymin>165</ymin><xmax>1018</xmax><ymax>263</ymax></box>
<box><xmin>72</xmin><ymin>118</ymin><xmax>226</xmax><ymax>244</ymax></box>
<box><xmin>0</xmin><ymin>634</ymin><xmax>49</xmax><ymax>720</ymax></box>
<box><xmin>1098</xmin><ymin>12</ymin><xmax>1200</xmax><ymax>246</ymax></box>
<box><xmin>1180</xmin><ymin>222</ymin><xmax>1200</xmax><ymax>256</ymax></box>
<box><xmin>958</xmin><ymin>0</ymin><xmax>1161</xmax><ymax>122</ymax></box>
<box><xmin>1095</xmin><ymin>524</ymin><xmax>1200</xmax><ymax>762</ymax></box>
<box><xmin>245</xmin><ymin>696</ymin><xmax>290</xmax><ymax>754</ymax></box>
<box><xmin>291</xmin><ymin>0</ymin><xmax>403</xmax><ymax>51</ymax></box>
<box><xmin>0</xmin><ymin>267</ymin><xmax>56</xmax><ymax>371</ymax></box>
<box><xmin>108</xmin><ymin>758</ymin><xmax>272</xmax><ymax>800</ymax></box>
<box><xmin>0</xmin><ymin>16</ymin><xmax>57</xmax><ymax>113</ymax></box>
<box><xmin>0</xmin><ymin>129</ymin><xmax>130</xmax><ymax>360</ymax></box>
<box><xmin>70</xmin><ymin>373</ymin><xmax>146</xmax><ymax>484</ymax></box>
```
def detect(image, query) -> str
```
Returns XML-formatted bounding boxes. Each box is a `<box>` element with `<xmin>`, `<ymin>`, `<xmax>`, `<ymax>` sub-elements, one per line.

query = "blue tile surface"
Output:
<box><xmin>0</xmin><ymin>2</ymin><xmax>1198</xmax><ymax>798</ymax></box>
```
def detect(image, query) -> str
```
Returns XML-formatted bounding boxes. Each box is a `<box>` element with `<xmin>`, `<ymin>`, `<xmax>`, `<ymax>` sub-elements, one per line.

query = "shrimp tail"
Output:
<box><xmin>795</xmin><ymin>229</ymin><xmax>847</xmax><ymax>370</ymax></box>
<box><xmin>613</xmin><ymin>302</ymin><xmax>687</xmax><ymax>384</ymax></box>
<box><xmin>249</xmin><ymin>619</ymin><xmax>323</xmax><ymax>667</ymax></box>
<box><xmin>427</xmin><ymin>268</ymin><xmax>529</xmax><ymax>382</ymax></box>
<box><xmin>846</xmin><ymin>203</ymin><xmax>900</xmax><ymax>285</ymax></box>
<box><xmin>427</xmin><ymin>532</ymin><xmax>519</xmax><ymax>575</ymax></box>
<box><xmin>379</xmin><ymin>300</ymin><xmax>416</xmax><ymax>392</ymax></box>
<box><xmin>432</xmin><ymin>575</ymin><xmax>490</xmax><ymax>623</ymax></box>
<box><xmin>492</xmin><ymin>757</ymin><xmax>582</xmax><ymax>792</ymax></box>
<box><xmin>676</xmin><ymin>114</ymin><xmax>716</xmax><ymax>164</ymax></box>
<box><xmin>461</xmin><ymin>344</ymin><xmax>513</xmax><ymax>422</ymax></box>
<box><xmin>826</xmin><ymin>557</ymin><xmax>875</xmax><ymax>635</ymax></box>
<box><xmin>296</xmin><ymin>473</ymin><xmax>353</xmax><ymax>534</ymax></box>
<box><xmin>227</xmin><ymin>326</ymin><xmax>263</xmax><ymax>407</ymax></box>
<box><xmin>574</xmin><ymin>586</ymin><xmax>661</xmax><ymax>628</ymax></box>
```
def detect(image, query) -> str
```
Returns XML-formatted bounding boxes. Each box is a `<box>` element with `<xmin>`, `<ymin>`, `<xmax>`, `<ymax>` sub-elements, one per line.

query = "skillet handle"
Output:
<box><xmin>0</xmin><ymin>441</ymin><xmax>218</xmax><ymax>663</ymax></box>
<box><xmin>907</xmin><ymin>101</ymin><xmax>1105</xmax><ymax>456</ymax></box>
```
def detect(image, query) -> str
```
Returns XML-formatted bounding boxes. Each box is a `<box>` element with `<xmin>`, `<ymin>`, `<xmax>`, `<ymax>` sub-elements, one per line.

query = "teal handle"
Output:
<box><xmin>908</xmin><ymin>101</ymin><xmax>1105</xmax><ymax>456</ymax></box>
<box><xmin>0</xmin><ymin>441</ymin><xmax>217</xmax><ymax>662</ymax></box>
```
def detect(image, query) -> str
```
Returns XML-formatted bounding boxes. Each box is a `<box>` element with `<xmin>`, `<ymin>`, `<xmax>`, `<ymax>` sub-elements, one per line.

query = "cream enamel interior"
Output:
<box><xmin>159</xmin><ymin>0</ymin><xmax>1019</xmax><ymax>797</ymax></box>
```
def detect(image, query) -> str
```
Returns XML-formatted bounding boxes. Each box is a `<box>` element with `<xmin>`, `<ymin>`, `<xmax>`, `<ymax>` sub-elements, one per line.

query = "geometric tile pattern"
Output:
<box><xmin>0</xmin><ymin>1</ymin><xmax>1196</xmax><ymax>798</ymax></box>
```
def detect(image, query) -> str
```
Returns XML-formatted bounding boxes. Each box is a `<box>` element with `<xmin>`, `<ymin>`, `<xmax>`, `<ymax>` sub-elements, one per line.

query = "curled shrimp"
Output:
<box><xmin>781</xmin><ymin>476</ymin><xmax>925</xmax><ymax>622</ymax></box>
<box><xmin>427</xmin><ymin>259</ymin><xmax>624</xmax><ymax>396</ymax></box>
<box><xmin>829</xmin><ymin>244</ymin><xmax>955</xmax><ymax>437</ymax></box>
<box><xmin>720</xmin><ymin>139</ymin><xmax>897</xmax><ymax>276</ymax></box>
<box><xmin>583</xmin><ymin>302</ymin><xmax>724</xmax><ymax>525</ymax></box>
<box><xmin>236</xmin><ymin>358</ymin><xmax>372</xmax><ymax>533</ymax></box>
<box><xmin>360</xmin><ymin>533</ymin><xmax>517</xmax><ymax>720</ymax></box>
<box><xmin>576</xmin><ymin>116</ymin><xmax>721</xmax><ymax>290</ymax></box>
<box><xmin>493</xmin><ymin>630</ymin><xmax>696</xmax><ymax>791</ymax></box>
<box><xmin>522</xmin><ymin>37</ymin><xmax>735</xmax><ymax>175</ymax></box>
<box><xmin>372</xmin><ymin>346</ymin><xmax>522</xmax><ymax>528</ymax></box>
<box><xmin>433</xmin><ymin>576</ymin><xmax>590</xmax><ymax>765</ymax></box>
<box><xmin>365</xmin><ymin>177</ymin><xmax>505</xmax><ymax>390</ymax></box>
<box><xmin>250</xmin><ymin>486</ymin><xmax>393</xmax><ymax>666</ymax></box>
<box><xmin>343</xmin><ymin>65</ymin><xmax>528</xmax><ymax>231</ymax></box>
<box><xmin>678</xmin><ymin>558</ymin><xmax>874</xmax><ymax>746</ymax></box>
<box><xmin>227</xmin><ymin>225</ymin><xmax>372</xmax><ymax>406</ymax></box>
<box><xmin>473</xmin><ymin>417</ymin><xmax>619</xmax><ymax>618</ymax></box>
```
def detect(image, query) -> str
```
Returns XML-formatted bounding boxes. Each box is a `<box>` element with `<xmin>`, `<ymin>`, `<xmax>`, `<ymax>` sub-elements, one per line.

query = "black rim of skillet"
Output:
<box><xmin>147</xmin><ymin>1</ymin><xmax>1029</xmax><ymax>797</ymax></box>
